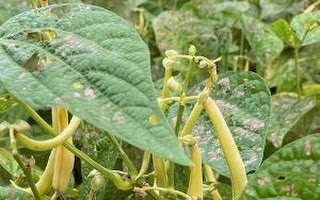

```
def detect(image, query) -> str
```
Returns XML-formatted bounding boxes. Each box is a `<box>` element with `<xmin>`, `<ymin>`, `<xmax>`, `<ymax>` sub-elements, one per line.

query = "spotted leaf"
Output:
<box><xmin>240</xmin><ymin>134</ymin><xmax>320</xmax><ymax>200</ymax></box>
<box><xmin>0</xmin><ymin>4</ymin><xmax>190</xmax><ymax>165</ymax></box>
<box><xmin>195</xmin><ymin>71</ymin><xmax>271</xmax><ymax>177</ymax></box>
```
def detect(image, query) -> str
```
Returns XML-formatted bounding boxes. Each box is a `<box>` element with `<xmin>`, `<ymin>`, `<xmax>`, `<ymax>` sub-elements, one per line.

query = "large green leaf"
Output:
<box><xmin>0</xmin><ymin>4</ymin><xmax>189</xmax><ymax>165</ymax></box>
<box><xmin>240</xmin><ymin>134</ymin><xmax>320</xmax><ymax>199</ymax></box>
<box><xmin>194</xmin><ymin>71</ymin><xmax>271</xmax><ymax>177</ymax></box>
<box><xmin>267</xmin><ymin>94</ymin><xmax>316</xmax><ymax>148</ymax></box>
<box><xmin>291</xmin><ymin>11</ymin><xmax>320</xmax><ymax>46</ymax></box>
<box><xmin>240</xmin><ymin>15</ymin><xmax>284</xmax><ymax>70</ymax></box>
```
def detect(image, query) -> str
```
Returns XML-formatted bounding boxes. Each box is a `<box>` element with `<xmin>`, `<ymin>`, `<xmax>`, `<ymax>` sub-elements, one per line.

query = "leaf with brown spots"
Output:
<box><xmin>240</xmin><ymin>134</ymin><xmax>320</xmax><ymax>200</ymax></box>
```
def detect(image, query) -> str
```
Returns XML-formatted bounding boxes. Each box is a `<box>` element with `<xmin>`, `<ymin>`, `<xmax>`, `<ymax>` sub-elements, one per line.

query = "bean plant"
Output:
<box><xmin>0</xmin><ymin>0</ymin><xmax>319</xmax><ymax>200</ymax></box>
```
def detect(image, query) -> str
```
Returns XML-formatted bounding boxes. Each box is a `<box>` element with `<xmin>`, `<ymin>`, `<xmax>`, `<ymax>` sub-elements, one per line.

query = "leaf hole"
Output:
<box><xmin>277</xmin><ymin>176</ymin><xmax>286</xmax><ymax>181</ymax></box>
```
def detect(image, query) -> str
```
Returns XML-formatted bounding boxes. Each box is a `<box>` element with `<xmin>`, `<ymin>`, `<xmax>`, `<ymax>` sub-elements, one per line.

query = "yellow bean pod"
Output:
<box><xmin>187</xmin><ymin>143</ymin><xmax>203</xmax><ymax>200</ymax></box>
<box><xmin>51</xmin><ymin>108</ymin><xmax>75</xmax><ymax>193</ymax></box>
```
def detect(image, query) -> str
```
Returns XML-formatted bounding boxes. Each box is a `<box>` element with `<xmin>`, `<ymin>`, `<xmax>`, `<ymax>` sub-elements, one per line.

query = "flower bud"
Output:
<box><xmin>167</xmin><ymin>77</ymin><xmax>181</xmax><ymax>92</ymax></box>
<box><xmin>162</xmin><ymin>58</ymin><xmax>175</xmax><ymax>68</ymax></box>
<box><xmin>188</xmin><ymin>45</ymin><xmax>197</xmax><ymax>55</ymax></box>
<box><xmin>12</xmin><ymin>120</ymin><xmax>32</xmax><ymax>134</ymax></box>
<box><xmin>198</xmin><ymin>60</ymin><xmax>208</xmax><ymax>69</ymax></box>
<box><xmin>165</xmin><ymin>50</ymin><xmax>178</xmax><ymax>58</ymax></box>
<box><xmin>88</xmin><ymin>170</ymin><xmax>106</xmax><ymax>192</ymax></box>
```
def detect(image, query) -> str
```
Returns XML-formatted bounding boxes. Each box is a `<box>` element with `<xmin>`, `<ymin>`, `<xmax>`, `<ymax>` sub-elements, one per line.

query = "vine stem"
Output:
<box><xmin>294</xmin><ymin>47</ymin><xmax>301</xmax><ymax>98</ymax></box>
<box><xmin>135</xmin><ymin>151</ymin><xmax>151</xmax><ymax>180</ymax></box>
<box><xmin>204</xmin><ymin>97</ymin><xmax>247</xmax><ymax>198</ymax></box>
<box><xmin>106</xmin><ymin>133</ymin><xmax>138</xmax><ymax>176</ymax></box>
<box><xmin>203</xmin><ymin>165</ymin><xmax>222</xmax><ymax>200</ymax></box>
<box><xmin>9</xmin><ymin>128</ymin><xmax>41</xmax><ymax>200</ymax></box>
<box><xmin>138</xmin><ymin>186</ymin><xmax>192</xmax><ymax>200</ymax></box>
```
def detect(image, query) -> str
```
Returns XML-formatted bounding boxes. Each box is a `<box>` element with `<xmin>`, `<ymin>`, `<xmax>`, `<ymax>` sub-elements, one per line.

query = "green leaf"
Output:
<box><xmin>0</xmin><ymin>186</ymin><xmax>34</xmax><ymax>199</ymax></box>
<box><xmin>291</xmin><ymin>11</ymin><xmax>320</xmax><ymax>46</ymax></box>
<box><xmin>259</xmin><ymin>0</ymin><xmax>303</xmax><ymax>21</ymax></box>
<box><xmin>239</xmin><ymin>134</ymin><xmax>320</xmax><ymax>200</ymax></box>
<box><xmin>0</xmin><ymin>94</ymin><xmax>29</xmax><ymax>124</ymax></box>
<box><xmin>195</xmin><ymin>71</ymin><xmax>271</xmax><ymax>177</ymax></box>
<box><xmin>240</xmin><ymin>15</ymin><xmax>284</xmax><ymax>69</ymax></box>
<box><xmin>0</xmin><ymin>148</ymin><xmax>22</xmax><ymax>178</ymax></box>
<box><xmin>153</xmin><ymin>10</ymin><xmax>220</xmax><ymax>57</ymax></box>
<box><xmin>0</xmin><ymin>4</ymin><xmax>189</xmax><ymax>165</ymax></box>
<box><xmin>194</xmin><ymin>1</ymin><xmax>250</xmax><ymax>15</ymax></box>
<box><xmin>272</xmin><ymin>19</ymin><xmax>301</xmax><ymax>48</ymax></box>
<box><xmin>267</xmin><ymin>94</ymin><xmax>316</xmax><ymax>148</ymax></box>
<box><xmin>265</xmin><ymin>43</ymin><xmax>320</xmax><ymax>92</ymax></box>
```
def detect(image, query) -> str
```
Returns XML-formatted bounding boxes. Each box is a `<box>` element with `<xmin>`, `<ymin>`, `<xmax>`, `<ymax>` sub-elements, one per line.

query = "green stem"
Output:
<box><xmin>204</xmin><ymin>97</ymin><xmax>247</xmax><ymax>198</ymax></box>
<box><xmin>183</xmin><ymin>57</ymin><xmax>195</xmax><ymax>92</ymax></box>
<box><xmin>174</xmin><ymin>94</ymin><xmax>186</xmax><ymax>135</ymax></box>
<box><xmin>161</xmin><ymin>65</ymin><xmax>173</xmax><ymax>113</ymax></box>
<box><xmin>135</xmin><ymin>151</ymin><xmax>151</xmax><ymax>180</ymax></box>
<box><xmin>15</xmin><ymin>116</ymin><xmax>81</xmax><ymax>151</ymax></box>
<box><xmin>294</xmin><ymin>47</ymin><xmax>301</xmax><ymax>98</ymax></box>
<box><xmin>10</xmin><ymin>128</ymin><xmax>41</xmax><ymax>200</ymax></box>
<box><xmin>106</xmin><ymin>133</ymin><xmax>138</xmax><ymax>176</ymax></box>
<box><xmin>141</xmin><ymin>186</ymin><xmax>191</xmax><ymax>200</ymax></box>
<box><xmin>179</xmin><ymin>101</ymin><xmax>203</xmax><ymax>137</ymax></box>
<box><xmin>203</xmin><ymin>165</ymin><xmax>222</xmax><ymax>200</ymax></box>
<box><xmin>158</xmin><ymin>96</ymin><xmax>199</xmax><ymax>104</ymax></box>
